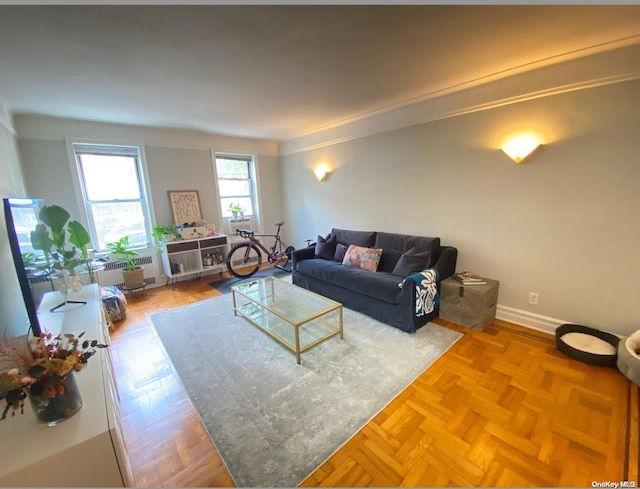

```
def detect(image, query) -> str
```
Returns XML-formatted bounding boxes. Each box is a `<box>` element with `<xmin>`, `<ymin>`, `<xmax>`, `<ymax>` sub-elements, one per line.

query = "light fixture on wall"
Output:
<box><xmin>314</xmin><ymin>164</ymin><xmax>331</xmax><ymax>182</ymax></box>
<box><xmin>501</xmin><ymin>135</ymin><xmax>542</xmax><ymax>164</ymax></box>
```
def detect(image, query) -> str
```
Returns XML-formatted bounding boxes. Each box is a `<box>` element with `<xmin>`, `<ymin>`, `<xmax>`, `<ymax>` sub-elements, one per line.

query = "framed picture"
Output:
<box><xmin>168</xmin><ymin>190</ymin><xmax>203</xmax><ymax>225</ymax></box>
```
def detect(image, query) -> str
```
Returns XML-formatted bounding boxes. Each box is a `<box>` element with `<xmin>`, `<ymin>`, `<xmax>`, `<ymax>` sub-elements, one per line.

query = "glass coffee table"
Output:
<box><xmin>231</xmin><ymin>277</ymin><xmax>343</xmax><ymax>364</ymax></box>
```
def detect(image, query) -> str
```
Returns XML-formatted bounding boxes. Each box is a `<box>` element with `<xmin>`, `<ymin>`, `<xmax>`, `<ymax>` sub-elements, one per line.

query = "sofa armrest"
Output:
<box><xmin>291</xmin><ymin>246</ymin><xmax>315</xmax><ymax>272</ymax></box>
<box><xmin>431</xmin><ymin>246</ymin><xmax>458</xmax><ymax>281</ymax></box>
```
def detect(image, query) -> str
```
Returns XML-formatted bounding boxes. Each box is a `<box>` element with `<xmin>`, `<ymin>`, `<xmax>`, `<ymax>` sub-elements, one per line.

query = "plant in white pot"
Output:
<box><xmin>30</xmin><ymin>204</ymin><xmax>95</xmax><ymax>291</ymax></box>
<box><xmin>106</xmin><ymin>236</ymin><xmax>145</xmax><ymax>289</ymax></box>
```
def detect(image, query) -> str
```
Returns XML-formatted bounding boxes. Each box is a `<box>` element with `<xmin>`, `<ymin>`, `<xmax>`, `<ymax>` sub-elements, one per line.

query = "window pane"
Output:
<box><xmin>216</xmin><ymin>159</ymin><xmax>249</xmax><ymax>180</ymax></box>
<box><xmin>218</xmin><ymin>179</ymin><xmax>250</xmax><ymax>197</ymax></box>
<box><xmin>79</xmin><ymin>154</ymin><xmax>142</xmax><ymax>201</ymax></box>
<box><xmin>92</xmin><ymin>202</ymin><xmax>147</xmax><ymax>249</ymax></box>
<box><xmin>221</xmin><ymin>197</ymin><xmax>253</xmax><ymax>217</ymax></box>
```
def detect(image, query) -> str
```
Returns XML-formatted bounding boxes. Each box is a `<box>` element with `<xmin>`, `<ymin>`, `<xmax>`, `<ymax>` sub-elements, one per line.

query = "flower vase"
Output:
<box><xmin>28</xmin><ymin>370</ymin><xmax>83</xmax><ymax>426</ymax></box>
<box><xmin>69</xmin><ymin>274</ymin><xmax>83</xmax><ymax>292</ymax></box>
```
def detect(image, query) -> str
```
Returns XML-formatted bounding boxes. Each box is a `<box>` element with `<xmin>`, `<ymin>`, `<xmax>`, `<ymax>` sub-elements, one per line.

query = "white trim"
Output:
<box><xmin>280</xmin><ymin>42</ymin><xmax>640</xmax><ymax>155</ymax></box>
<box><xmin>495</xmin><ymin>304</ymin><xmax>571</xmax><ymax>336</ymax></box>
<box><xmin>65</xmin><ymin>137</ymin><xmax>155</xmax><ymax>250</ymax></box>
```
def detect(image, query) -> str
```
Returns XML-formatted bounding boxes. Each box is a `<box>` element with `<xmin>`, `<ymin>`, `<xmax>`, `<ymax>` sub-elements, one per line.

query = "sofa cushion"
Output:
<box><xmin>392</xmin><ymin>247</ymin><xmax>432</xmax><ymax>277</ymax></box>
<box><xmin>315</xmin><ymin>234</ymin><xmax>337</xmax><ymax>260</ymax></box>
<box><xmin>296</xmin><ymin>259</ymin><xmax>402</xmax><ymax>304</ymax></box>
<box><xmin>374</xmin><ymin>231</ymin><xmax>440</xmax><ymax>256</ymax></box>
<box><xmin>342</xmin><ymin>245</ymin><xmax>383</xmax><ymax>272</ymax></box>
<box><xmin>333</xmin><ymin>243</ymin><xmax>347</xmax><ymax>262</ymax></box>
<box><xmin>330</xmin><ymin>228</ymin><xmax>376</xmax><ymax>248</ymax></box>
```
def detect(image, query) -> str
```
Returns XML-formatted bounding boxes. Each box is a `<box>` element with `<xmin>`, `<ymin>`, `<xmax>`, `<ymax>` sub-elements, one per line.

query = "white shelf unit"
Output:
<box><xmin>0</xmin><ymin>284</ymin><xmax>133</xmax><ymax>487</ymax></box>
<box><xmin>160</xmin><ymin>234</ymin><xmax>228</xmax><ymax>285</ymax></box>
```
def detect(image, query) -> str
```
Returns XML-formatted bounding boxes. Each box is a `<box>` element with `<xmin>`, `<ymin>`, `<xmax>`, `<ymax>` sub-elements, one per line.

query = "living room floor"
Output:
<box><xmin>108</xmin><ymin>273</ymin><xmax>638</xmax><ymax>487</ymax></box>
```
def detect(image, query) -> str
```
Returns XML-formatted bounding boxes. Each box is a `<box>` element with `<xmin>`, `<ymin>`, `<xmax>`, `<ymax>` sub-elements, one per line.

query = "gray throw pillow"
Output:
<box><xmin>392</xmin><ymin>248</ymin><xmax>432</xmax><ymax>277</ymax></box>
<box><xmin>333</xmin><ymin>243</ymin><xmax>347</xmax><ymax>262</ymax></box>
<box><xmin>315</xmin><ymin>234</ymin><xmax>337</xmax><ymax>260</ymax></box>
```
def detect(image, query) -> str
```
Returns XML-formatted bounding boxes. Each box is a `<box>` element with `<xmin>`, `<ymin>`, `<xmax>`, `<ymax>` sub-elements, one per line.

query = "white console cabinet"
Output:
<box><xmin>160</xmin><ymin>234</ymin><xmax>228</xmax><ymax>285</ymax></box>
<box><xmin>0</xmin><ymin>284</ymin><xmax>133</xmax><ymax>487</ymax></box>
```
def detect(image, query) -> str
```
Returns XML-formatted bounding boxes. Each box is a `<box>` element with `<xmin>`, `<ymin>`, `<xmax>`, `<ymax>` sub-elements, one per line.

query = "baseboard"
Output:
<box><xmin>495</xmin><ymin>304</ymin><xmax>570</xmax><ymax>336</ymax></box>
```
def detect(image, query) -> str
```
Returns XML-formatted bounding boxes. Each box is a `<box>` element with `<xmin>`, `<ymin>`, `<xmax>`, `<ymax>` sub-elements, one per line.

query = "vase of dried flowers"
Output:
<box><xmin>28</xmin><ymin>370</ymin><xmax>82</xmax><ymax>425</ymax></box>
<box><xmin>0</xmin><ymin>330</ymin><xmax>107</xmax><ymax>424</ymax></box>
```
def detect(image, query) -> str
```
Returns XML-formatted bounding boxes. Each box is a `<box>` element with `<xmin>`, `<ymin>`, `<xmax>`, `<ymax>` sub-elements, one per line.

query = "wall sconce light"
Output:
<box><xmin>314</xmin><ymin>164</ymin><xmax>331</xmax><ymax>182</ymax></box>
<box><xmin>501</xmin><ymin>135</ymin><xmax>542</xmax><ymax>164</ymax></box>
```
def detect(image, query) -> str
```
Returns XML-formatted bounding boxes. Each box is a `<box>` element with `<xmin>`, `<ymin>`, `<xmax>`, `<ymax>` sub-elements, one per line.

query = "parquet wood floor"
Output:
<box><xmin>108</xmin><ymin>276</ymin><xmax>638</xmax><ymax>487</ymax></box>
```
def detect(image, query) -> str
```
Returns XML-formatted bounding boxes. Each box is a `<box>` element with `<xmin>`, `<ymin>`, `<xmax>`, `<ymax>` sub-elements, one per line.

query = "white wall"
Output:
<box><xmin>280</xmin><ymin>79</ymin><xmax>640</xmax><ymax>336</ymax></box>
<box><xmin>0</xmin><ymin>101</ymin><xmax>29</xmax><ymax>338</ymax></box>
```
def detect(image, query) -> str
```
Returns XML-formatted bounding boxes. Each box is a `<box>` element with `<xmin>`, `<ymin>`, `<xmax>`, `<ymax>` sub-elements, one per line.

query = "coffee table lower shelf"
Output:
<box><xmin>231</xmin><ymin>278</ymin><xmax>343</xmax><ymax>364</ymax></box>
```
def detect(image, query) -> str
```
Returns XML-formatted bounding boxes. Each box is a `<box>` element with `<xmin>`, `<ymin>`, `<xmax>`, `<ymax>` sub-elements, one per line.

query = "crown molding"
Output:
<box><xmin>0</xmin><ymin>101</ymin><xmax>16</xmax><ymax>136</ymax></box>
<box><xmin>280</xmin><ymin>41</ymin><xmax>640</xmax><ymax>156</ymax></box>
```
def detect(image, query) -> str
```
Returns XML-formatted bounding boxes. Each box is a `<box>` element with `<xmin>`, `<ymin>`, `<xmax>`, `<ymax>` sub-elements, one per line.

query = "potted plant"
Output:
<box><xmin>106</xmin><ymin>235</ymin><xmax>145</xmax><ymax>289</ymax></box>
<box><xmin>30</xmin><ymin>204</ymin><xmax>95</xmax><ymax>291</ymax></box>
<box><xmin>151</xmin><ymin>224</ymin><xmax>178</xmax><ymax>249</ymax></box>
<box><xmin>228</xmin><ymin>203</ymin><xmax>244</xmax><ymax>221</ymax></box>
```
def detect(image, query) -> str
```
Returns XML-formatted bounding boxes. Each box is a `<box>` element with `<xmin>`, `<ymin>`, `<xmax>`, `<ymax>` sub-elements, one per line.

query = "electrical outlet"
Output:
<box><xmin>529</xmin><ymin>292</ymin><xmax>539</xmax><ymax>305</ymax></box>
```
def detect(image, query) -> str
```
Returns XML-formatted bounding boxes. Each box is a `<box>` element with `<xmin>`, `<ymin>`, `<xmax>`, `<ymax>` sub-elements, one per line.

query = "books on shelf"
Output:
<box><xmin>453</xmin><ymin>272</ymin><xmax>487</xmax><ymax>285</ymax></box>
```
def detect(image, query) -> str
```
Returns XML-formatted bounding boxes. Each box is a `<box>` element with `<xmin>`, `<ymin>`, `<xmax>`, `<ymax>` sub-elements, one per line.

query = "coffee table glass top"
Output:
<box><xmin>231</xmin><ymin>277</ymin><xmax>343</xmax><ymax>363</ymax></box>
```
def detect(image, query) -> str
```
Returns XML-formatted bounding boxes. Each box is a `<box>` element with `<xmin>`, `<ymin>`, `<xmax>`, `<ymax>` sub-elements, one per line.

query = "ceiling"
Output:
<box><xmin>0</xmin><ymin>5</ymin><xmax>639</xmax><ymax>142</ymax></box>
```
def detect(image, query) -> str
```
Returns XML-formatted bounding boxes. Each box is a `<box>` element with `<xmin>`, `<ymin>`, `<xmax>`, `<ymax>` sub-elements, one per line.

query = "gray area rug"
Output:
<box><xmin>152</xmin><ymin>292</ymin><xmax>462</xmax><ymax>487</ymax></box>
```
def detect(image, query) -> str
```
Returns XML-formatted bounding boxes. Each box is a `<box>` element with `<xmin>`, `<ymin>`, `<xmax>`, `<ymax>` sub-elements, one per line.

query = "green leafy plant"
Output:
<box><xmin>152</xmin><ymin>224</ymin><xmax>177</xmax><ymax>248</ymax></box>
<box><xmin>106</xmin><ymin>235</ymin><xmax>140</xmax><ymax>271</ymax></box>
<box><xmin>228</xmin><ymin>203</ymin><xmax>244</xmax><ymax>215</ymax></box>
<box><xmin>29</xmin><ymin>204</ymin><xmax>93</xmax><ymax>279</ymax></box>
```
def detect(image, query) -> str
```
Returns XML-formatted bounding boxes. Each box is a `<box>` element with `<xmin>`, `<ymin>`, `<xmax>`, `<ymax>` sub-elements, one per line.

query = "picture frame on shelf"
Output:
<box><xmin>168</xmin><ymin>190</ymin><xmax>202</xmax><ymax>226</ymax></box>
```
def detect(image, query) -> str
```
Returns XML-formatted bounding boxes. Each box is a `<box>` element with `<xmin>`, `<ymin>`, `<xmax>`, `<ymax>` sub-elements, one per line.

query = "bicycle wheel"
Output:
<box><xmin>226</xmin><ymin>243</ymin><xmax>262</xmax><ymax>278</ymax></box>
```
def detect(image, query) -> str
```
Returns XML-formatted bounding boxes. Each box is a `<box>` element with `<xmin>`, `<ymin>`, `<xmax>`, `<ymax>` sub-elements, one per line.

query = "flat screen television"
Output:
<box><xmin>3</xmin><ymin>197</ymin><xmax>47</xmax><ymax>337</ymax></box>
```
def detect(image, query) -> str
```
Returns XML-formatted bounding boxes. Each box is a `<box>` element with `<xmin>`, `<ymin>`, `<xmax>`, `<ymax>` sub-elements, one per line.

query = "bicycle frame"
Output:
<box><xmin>236</xmin><ymin>225</ymin><xmax>288</xmax><ymax>262</ymax></box>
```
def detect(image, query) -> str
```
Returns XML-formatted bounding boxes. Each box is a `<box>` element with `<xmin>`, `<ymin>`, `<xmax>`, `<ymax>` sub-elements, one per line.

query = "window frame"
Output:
<box><xmin>213</xmin><ymin>152</ymin><xmax>261</xmax><ymax>229</ymax></box>
<box><xmin>67</xmin><ymin>138</ymin><xmax>155</xmax><ymax>252</ymax></box>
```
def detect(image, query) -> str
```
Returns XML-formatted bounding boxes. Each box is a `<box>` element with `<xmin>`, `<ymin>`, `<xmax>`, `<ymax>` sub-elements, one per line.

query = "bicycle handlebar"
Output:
<box><xmin>236</xmin><ymin>229</ymin><xmax>254</xmax><ymax>239</ymax></box>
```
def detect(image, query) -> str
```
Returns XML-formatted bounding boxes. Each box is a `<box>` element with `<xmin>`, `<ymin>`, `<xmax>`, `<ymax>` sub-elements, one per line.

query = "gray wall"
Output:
<box><xmin>13</xmin><ymin>115</ymin><xmax>286</xmax><ymax>246</ymax></box>
<box><xmin>0</xmin><ymin>104</ymin><xmax>29</xmax><ymax>338</ymax></box>
<box><xmin>280</xmin><ymin>79</ymin><xmax>640</xmax><ymax>336</ymax></box>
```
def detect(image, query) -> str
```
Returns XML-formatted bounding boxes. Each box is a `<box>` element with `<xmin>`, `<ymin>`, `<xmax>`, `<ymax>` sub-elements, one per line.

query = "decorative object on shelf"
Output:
<box><xmin>28</xmin><ymin>370</ymin><xmax>83</xmax><ymax>426</ymax></box>
<box><xmin>177</xmin><ymin>221</ymin><xmax>216</xmax><ymax>239</ymax></box>
<box><xmin>168</xmin><ymin>190</ymin><xmax>202</xmax><ymax>226</ymax></box>
<box><xmin>0</xmin><ymin>330</ymin><xmax>107</xmax><ymax>424</ymax></box>
<box><xmin>106</xmin><ymin>235</ymin><xmax>145</xmax><ymax>289</ymax></box>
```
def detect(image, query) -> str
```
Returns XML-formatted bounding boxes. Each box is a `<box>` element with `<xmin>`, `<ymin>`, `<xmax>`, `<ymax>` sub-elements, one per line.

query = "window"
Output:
<box><xmin>72</xmin><ymin>143</ymin><xmax>151</xmax><ymax>250</ymax></box>
<box><xmin>215</xmin><ymin>154</ymin><xmax>257</xmax><ymax>218</ymax></box>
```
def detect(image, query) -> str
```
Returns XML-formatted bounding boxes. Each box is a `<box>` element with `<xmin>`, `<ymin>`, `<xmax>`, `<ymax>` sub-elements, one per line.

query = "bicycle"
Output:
<box><xmin>226</xmin><ymin>221</ymin><xmax>296</xmax><ymax>278</ymax></box>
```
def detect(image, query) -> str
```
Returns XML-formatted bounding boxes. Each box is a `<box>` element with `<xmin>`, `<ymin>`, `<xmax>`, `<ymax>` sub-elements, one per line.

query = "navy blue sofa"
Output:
<box><xmin>292</xmin><ymin>228</ymin><xmax>457</xmax><ymax>333</ymax></box>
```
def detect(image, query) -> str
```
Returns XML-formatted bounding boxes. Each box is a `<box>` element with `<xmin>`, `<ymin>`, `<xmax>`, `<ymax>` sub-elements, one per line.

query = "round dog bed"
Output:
<box><xmin>555</xmin><ymin>323</ymin><xmax>619</xmax><ymax>367</ymax></box>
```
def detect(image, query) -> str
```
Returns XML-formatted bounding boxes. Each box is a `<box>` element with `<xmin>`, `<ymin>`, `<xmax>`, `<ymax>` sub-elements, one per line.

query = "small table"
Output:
<box><xmin>232</xmin><ymin>277</ymin><xmax>343</xmax><ymax>364</ymax></box>
<box><xmin>440</xmin><ymin>276</ymin><xmax>499</xmax><ymax>331</ymax></box>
